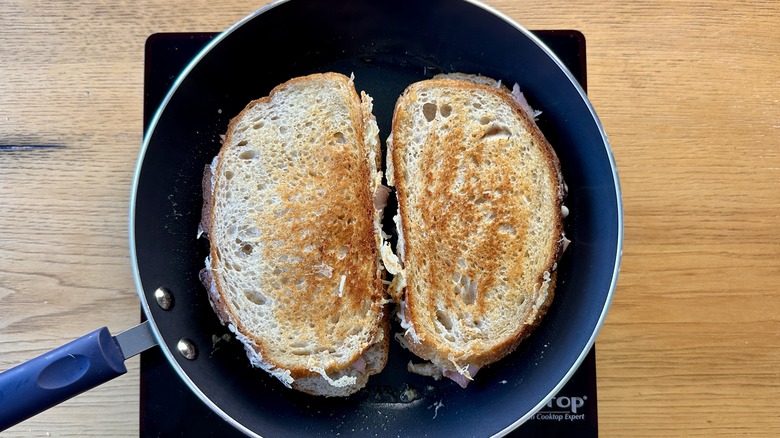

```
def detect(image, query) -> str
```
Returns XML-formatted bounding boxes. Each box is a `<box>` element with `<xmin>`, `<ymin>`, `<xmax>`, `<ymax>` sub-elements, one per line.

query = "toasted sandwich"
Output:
<box><xmin>199</xmin><ymin>72</ymin><xmax>389</xmax><ymax>396</ymax></box>
<box><xmin>382</xmin><ymin>73</ymin><xmax>568</xmax><ymax>387</ymax></box>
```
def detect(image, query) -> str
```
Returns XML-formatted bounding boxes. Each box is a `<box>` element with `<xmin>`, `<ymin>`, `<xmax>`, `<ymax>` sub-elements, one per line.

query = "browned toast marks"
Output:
<box><xmin>385</xmin><ymin>74</ymin><xmax>567</xmax><ymax>383</ymax></box>
<box><xmin>200</xmin><ymin>73</ymin><xmax>388</xmax><ymax>396</ymax></box>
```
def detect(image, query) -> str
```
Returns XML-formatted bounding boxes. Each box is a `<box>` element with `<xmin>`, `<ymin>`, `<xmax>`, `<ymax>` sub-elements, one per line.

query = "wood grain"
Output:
<box><xmin>1</xmin><ymin>0</ymin><xmax>778</xmax><ymax>436</ymax></box>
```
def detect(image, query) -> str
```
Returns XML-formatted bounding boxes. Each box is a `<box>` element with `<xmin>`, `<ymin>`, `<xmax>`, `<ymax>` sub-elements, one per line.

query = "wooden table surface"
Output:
<box><xmin>1</xmin><ymin>0</ymin><xmax>778</xmax><ymax>436</ymax></box>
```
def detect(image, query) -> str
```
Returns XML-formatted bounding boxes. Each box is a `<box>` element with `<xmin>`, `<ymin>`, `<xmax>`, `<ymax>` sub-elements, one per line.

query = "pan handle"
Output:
<box><xmin>0</xmin><ymin>321</ymin><xmax>157</xmax><ymax>431</ymax></box>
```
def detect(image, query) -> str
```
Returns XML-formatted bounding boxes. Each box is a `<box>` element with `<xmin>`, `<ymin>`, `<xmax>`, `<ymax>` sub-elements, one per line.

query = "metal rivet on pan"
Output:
<box><xmin>177</xmin><ymin>338</ymin><xmax>198</xmax><ymax>360</ymax></box>
<box><xmin>154</xmin><ymin>287</ymin><xmax>174</xmax><ymax>310</ymax></box>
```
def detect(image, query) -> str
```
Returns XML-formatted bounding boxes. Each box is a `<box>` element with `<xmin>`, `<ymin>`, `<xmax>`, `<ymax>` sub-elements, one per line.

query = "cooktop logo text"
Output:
<box><xmin>534</xmin><ymin>396</ymin><xmax>588</xmax><ymax>421</ymax></box>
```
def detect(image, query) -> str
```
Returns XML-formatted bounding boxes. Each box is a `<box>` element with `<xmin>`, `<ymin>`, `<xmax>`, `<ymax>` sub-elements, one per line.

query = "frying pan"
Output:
<box><xmin>0</xmin><ymin>0</ymin><xmax>622</xmax><ymax>436</ymax></box>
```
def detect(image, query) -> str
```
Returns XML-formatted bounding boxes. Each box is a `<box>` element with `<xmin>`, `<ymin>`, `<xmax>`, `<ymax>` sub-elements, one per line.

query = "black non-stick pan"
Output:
<box><xmin>0</xmin><ymin>0</ymin><xmax>622</xmax><ymax>436</ymax></box>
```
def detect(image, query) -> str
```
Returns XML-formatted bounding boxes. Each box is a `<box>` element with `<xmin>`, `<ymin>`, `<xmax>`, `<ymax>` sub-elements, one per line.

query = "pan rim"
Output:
<box><xmin>129</xmin><ymin>0</ymin><xmax>623</xmax><ymax>436</ymax></box>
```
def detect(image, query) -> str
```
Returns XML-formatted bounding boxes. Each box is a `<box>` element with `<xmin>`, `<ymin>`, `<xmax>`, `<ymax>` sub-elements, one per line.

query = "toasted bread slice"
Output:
<box><xmin>383</xmin><ymin>74</ymin><xmax>567</xmax><ymax>386</ymax></box>
<box><xmin>200</xmin><ymin>72</ymin><xmax>389</xmax><ymax>396</ymax></box>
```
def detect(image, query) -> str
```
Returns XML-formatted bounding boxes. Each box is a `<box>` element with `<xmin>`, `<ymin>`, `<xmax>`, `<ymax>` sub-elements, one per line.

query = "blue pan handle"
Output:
<box><xmin>0</xmin><ymin>322</ymin><xmax>156</xmax><ymax>431</ymax></box>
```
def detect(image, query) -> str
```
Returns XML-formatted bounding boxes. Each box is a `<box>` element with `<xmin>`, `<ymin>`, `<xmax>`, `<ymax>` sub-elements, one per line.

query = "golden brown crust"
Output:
<box><xmin>389</xmin><ymin>76</ymin><xmax>566</xmax><ymax>372</ymax></box>
<box><xmin>203</xmin><ymin>73</ymin><xmax>387</xmax><ymax>385</ymax></box>
<box><xmin>291</xmin><ymin>307</ymin><xmax>390</xmax><ymax>396</ymax></box>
